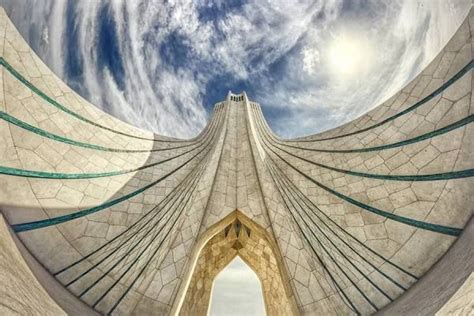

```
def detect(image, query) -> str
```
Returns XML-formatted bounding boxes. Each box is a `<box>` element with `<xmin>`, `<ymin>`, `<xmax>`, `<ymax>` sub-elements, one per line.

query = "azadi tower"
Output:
<box><xmin>0</xmin><ymin>6</ymin><xmax>473</xmax><ymax>316</ymax></box>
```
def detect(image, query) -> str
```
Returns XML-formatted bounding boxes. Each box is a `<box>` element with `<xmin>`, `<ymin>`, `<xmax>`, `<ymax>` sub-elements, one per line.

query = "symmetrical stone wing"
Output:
<box><xmin>0</xmin><ymin>6</ymin><xmax>473</xmax><ymax>316</ymax></box>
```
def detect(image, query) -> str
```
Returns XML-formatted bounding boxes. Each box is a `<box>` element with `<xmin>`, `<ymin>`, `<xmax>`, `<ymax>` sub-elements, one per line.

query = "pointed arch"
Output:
<box><xmin>176</xmin><ymin>210</ymin><xmax>298</xmax><ymax>315</ymax></box>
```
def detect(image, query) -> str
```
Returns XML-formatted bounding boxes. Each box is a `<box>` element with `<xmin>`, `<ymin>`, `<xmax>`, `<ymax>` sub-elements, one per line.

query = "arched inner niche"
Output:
<box><xmin>179</xmin><ymin>211</ymin><xmax>297</xmax><ymax>315</ymax></box>
<box><xmin>208</xmin><ymin>256</ymin><xmax>265</xmax><ymax>315</ymax></box>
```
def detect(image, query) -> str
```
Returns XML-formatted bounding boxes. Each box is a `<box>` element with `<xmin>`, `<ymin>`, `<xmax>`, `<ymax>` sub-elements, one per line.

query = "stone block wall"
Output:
<box><xmin>180</xmin><ymin>213</ymin><xmax>295</xmax><ymax>316</ymax></box>
<box><xmin>0</xmin><ymin>5</ymin><xmax>472</xmax><ymax>316</ymax></box>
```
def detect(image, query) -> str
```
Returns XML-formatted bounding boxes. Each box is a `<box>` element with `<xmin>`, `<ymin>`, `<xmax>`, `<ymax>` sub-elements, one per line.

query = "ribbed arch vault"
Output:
<box><xmin>179</xmin><ymin>210</ymin><xmax>298</xmax><ymax>315</ymax></box>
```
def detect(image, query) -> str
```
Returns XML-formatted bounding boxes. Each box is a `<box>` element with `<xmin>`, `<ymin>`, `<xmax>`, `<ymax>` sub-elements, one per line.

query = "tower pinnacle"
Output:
<box><xmin>0</xmin><ymin>7</ymin><xmax>473</xmax><ymax>316</ymax></box>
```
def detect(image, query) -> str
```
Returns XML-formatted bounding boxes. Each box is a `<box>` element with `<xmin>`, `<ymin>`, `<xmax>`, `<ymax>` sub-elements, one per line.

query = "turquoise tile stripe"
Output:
<box><xmin>269</xmin><ymin>148</ymin><xmax>462</xmax><ymax>236</ymax></box>
<box><xmin>64</xmin><ymin>165</ymin><xmax>203</xmax><ymax>288</ymax></box>
<box><xmin>252</xmin><ymin>101</ymin><xmax>463</xmax><ymax>235</ymax></box>
<box><xmin>99</xmin><ymin>163</ymin><xmax>207</xmax><ymax>314</ymax></box>
<box><xmin>286</xmin><ymin>59</ymin><xmax>474</xmax><ymax>143</ymax></box>
<box><xmin>0</xmin><ymin>109</ymin><xmax>223</xmax><ymax>179</ymax></box>
<box><xmin>277</xmin><ymin>114</ymin><xmax>474</xmax><ymax>154</ymax></box>
<box><xmin>278</xmin><ymin>165</ymin><xmax>418</xmax><ymax>280</ymax></box>
<box><xmin>53</xmin><ymin>153</ymin><xmax>209</xmax><ymax>276</ymax></box>
<box><xmin>0</xmin><ymin>165</ymin><xmax>130</xmax><ymax>179</ymax></box>
<box><xmin>265</xmin><ymin>162</ymin><xmax>360</xmax><ymax>314</ymax></box>
<box><xmin>270</xmin><ymin>163</ymin><xmax>388</xmax><ymax>309</ymax></box>
<box><xmin>0</xmin><ymin>57</ymin><xmax>187</xmax><ymax>143</ymax></box>
<box><xmin>11</xmin><ymin>133</ymin><xmax>214</xmax><ymax>233</ymax></box>
<box><xmin>254</xmin><ymin>108</ymin><xmax>474</xmax><ymax>182</ymax></box>
<box><xmin>79</xmin><ymin>163</ymin><xmax>205</xmax><ymax>301</ymax></box>
<box><xmin>275</xmin><ymin>164</ymin><xmax>416</xmax><ymax>285</ymax></box>
<box><xmin>0</xmin><ymin>144</ymin><xmax>193</xmax><ymax>179</ymax></box>
<box><xmin>0</xmin><ymin>110</ymin><xmax>214</xmax><ymax>153</ymax></box>
<box><xmin>275</xmin><ymin>143</ymin><xmax>474</xmax><ymax>182</ymax></box>
<box><xmin>55</xmin><ymin>102</ymin><xmax>231</xmax><ymax>279</ymax></box>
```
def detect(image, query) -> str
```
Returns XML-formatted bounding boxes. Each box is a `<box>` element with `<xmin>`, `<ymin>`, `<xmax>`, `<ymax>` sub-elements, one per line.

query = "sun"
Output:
<box><xmin>327</xmin><ymin>32</ymin><xmax>372</xmax><ymax>77</ymax></box>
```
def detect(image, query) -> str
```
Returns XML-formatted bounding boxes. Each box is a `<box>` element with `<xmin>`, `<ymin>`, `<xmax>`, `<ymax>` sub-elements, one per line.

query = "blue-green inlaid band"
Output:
<box><xmin>279</xmin><ymin>167</ymin><xmax>418</xmax><ymax>280</ymax></box>
<box><xmin>254</xmin><ymin>109</ymin><xmax>474</xmax><ymax>182</ymax></box>
<box><xmin>0</xmin><ymin>108</ymin><xmax>222</xmax><ymax>153</ymax></box>
<box><xmin>276</xmin><ymin>143</ymin><xmax>474</xmax><ymax>182</ymax></box>
<box><xmin>275</xmin><ymin>165</ymin><xmax>415</xmax><ymax>287</ymax></box>
<box><xmin>0</xmin><ymin>109</ymin><xmax>223</xmax><ymax>179</ymax></box>
<box><xmin>271</xmin><ymin>164</ymin><xmax>391</xmax><ymax>306</ymax></box>
<box><xmin>268</xmin><ymin>147</ymin><xmax>463</xmax><ymax>237</ymax></box>
<box><xmin>95</xmin><ymin>162</ymin><xmax>207</xmax><ymax>313</ymax></box>
<box><xmin>0</xmin><ymin>165</ymin><xmax>131</xmax><ymax>179</ymax></box>
<box><xmin>11</xmin><ymin>136</ymin><xmax>214</xmax><ymax>233</ymax></box>
<box><xmin>285</xmin><ymin>59</ymin><xmax>474</xmax><ymax>143</ymax></box>
<box><xmin>0</xmin><ymin>143</ymin><xmax>195</xmax><ymax>179</ymax></box>
<box><xmin>278</xmin><ymin>114</ymin><xmax>474</xmax><ymax>153</ymax></box>
<box><xmin>0</xmin><ymin>57</ymin><xmax>189</xmax><ymax>143</ymax></box>
<box><xmin>265</xmin><ymin>163</ymin><xmax>360</xmax><ymax>314</ymax></box>
<box><xmin>53</xmin><ymin>149</ymin><xmax>210</xmax><ymax>276</ymax></box>
<box><xmin>56</xmin><ymin>103</ymin><xmax>230</xmax><ymax>312</ymax></box>
<box><xmin>76</xmin><ymin>161</ymin><xmax>206</xmax><ymax>301</ymax></box>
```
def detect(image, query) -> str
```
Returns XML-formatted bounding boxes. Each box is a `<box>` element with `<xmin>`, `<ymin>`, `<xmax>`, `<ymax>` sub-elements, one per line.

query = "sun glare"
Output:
<box><xmin>327</xmin><ymin>33</ymin><xmax>372</xmax><ymax>77</ymax></box>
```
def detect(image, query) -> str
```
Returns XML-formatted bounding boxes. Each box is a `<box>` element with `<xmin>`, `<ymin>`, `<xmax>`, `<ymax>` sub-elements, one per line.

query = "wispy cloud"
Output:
<box><xmin>1</xmin><ymin>0</ymin><xmax>470</xmax><ymax>138</ymax></box>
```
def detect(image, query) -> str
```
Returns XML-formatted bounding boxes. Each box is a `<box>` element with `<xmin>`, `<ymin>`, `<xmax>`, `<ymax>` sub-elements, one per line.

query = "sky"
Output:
<box><xmin>209</xmin><ymin>256</ymin><xmax>266</xmax><ymax>316</ymax></box>
<box><xmin>1</xmin><ymin>0</ymin><xmax>471</xmax><ymax>139</ymax></box>
<box><xmin>1</xmin><ymin>1</ymin><xmax>471</xmax><ymax>314</ymax></box>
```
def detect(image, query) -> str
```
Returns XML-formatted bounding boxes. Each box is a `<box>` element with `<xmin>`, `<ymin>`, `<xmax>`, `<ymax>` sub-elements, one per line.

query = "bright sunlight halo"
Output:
<box><xmin>328</xmin><ymin>33</ymin><xmax>372</xmax><ymax>77</ymax></box>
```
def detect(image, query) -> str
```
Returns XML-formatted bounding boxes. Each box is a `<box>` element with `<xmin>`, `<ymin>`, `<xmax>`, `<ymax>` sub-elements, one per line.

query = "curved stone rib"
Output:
<box><xmin>0</xmin><ymin>57</ymin><xmax>188</xmax><ymax>143</ymax></box>
<box><xmin>287</xmin><ymin>60</ymin><xmax>473</xmax><ymax>143</ymax></box>
<box><xmin>278</xmin><ymin>164</ymin><xmax>419</xmax><ymax>280</ymax></box>
<box><xmin>270</xmin><ymin>114</ymin><xmax>474</xmax><ymax>154</ymax></box>
<box><xmin>267</xmin><ymin>147</ymin><xmax>463</xmax><ymax>236</ymax></box>
<box><xmin>53</xmin><ymin>161</ymin><xmax>204</xmax><ymax>277</ymax></box>
<box><xmin>0</xmin><ymin>107</ymin><xmax>223</xmax><ymax>179</ymax></box>
<box><xmin>253</xmin><ymin>106</ymin><xmax>474</xmax><ymax>182</ymax></box>
<box><xmin>1</xmin><ymin>6</ymin><xmax>472</xmax><ymax>316</ymax></box>
<box><xmin>11</xmin><ymin>132</ymin><xmax>215</xmax><ymax>232</ymax></box>
<box><xmin>0</xmin><ymin>109</ymin><xmax>217</xmax><ymax>153</ymax></box>
<box><xmin>269</xmin><ymin>161</ymin><xmax>387</xmax><ymax>313</ymax></box>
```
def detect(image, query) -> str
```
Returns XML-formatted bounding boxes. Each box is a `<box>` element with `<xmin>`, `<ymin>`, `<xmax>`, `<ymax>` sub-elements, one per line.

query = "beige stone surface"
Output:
<box><xmin>0</xmin><ymin>5</ymin><xmax>472</xmax><ymax>316</ymax></box>
<box><xmin>0</xmin><ymin>214</ymin><xmax>65</xmax><ymax>315</ymax></box>
<box><xmin>436</xmin><ymin>272</ymin><xmax>474</xmax><ymax>316</ymax></box>
<box><xmin>180</xmin><ymin>211</ymin><xmax>297</xmax><ymax>316</ymax></box>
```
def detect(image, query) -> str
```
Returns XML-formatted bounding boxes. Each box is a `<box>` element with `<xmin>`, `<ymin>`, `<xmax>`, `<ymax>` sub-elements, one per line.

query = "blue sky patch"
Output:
<box><xmin>97</xmin><ymin>3</ymin><xmax>126</xmax><ymax>91</ymax></box>
<box><xmin>64</xmin><ymin>1</ymin><xmax>84</xmax><ymax>93</ymax></box>
<box><xmin>2</xmin><ymin>0</ymin><xmax>470</xmax><ymax>139</ymax></box>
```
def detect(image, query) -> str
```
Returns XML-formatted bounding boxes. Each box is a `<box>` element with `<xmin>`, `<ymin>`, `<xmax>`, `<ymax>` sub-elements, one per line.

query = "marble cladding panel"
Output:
<box><xmin>0</xmin><ymin>6</ymin><xmax>473</xmax><ymax>316</ymax></box>
<box><xmin>239</xmin><ymin>13</ymin><xmax>474</xmax><ymax>311</ymax></box>
<box><xmin>435</xmin><ymin>272</ymin><xmax>474</xmax><ymax>315</ymax></box>
<box><xmin>122</xmin><ymin>122</ymin><xmax>228</xmax><ymax>315</ymax></box>
<box><xmin>295</xmin><ymin>17</ymin><xmax>472</xmax><ymax>144</ymax></box>
<box><xmin>180</xmin><ymin>219</ymin><xmax>295</xmax><ymax>316</ymax></box>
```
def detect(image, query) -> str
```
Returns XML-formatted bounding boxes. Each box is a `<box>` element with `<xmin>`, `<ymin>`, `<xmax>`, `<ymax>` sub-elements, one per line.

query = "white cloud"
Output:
<box><xmin>47</xmin><ymin>0</ymin><xmax>67</xmax><ymax>78</ymax></box>
<box><xmin>1</xmin><ymin>0</ymin><xmax>471</xmax><ymax>140</ymax></box>
<box><xmin>251</xmin><ymin>0</ymin><xmax>471</xmax><ymax>138</ymax></box>
<box><xmin>302</xmin><ymin>47</ymin><xmax>320</xmax><ymax>75</ymax></box>
<box><xmin>41</xmin><ymin>26</ymin><xmax>48</xmax><ymax>44</ymax></box>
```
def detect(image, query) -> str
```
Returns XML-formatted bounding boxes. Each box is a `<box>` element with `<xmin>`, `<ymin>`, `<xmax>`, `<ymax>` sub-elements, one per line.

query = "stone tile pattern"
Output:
<box><xmin>0</xmin><ymin>5</ymin><xmax>473</xmax><ymax>316</ymax></box>
<box><xmin>243</xmin><ymin>9</ymin><xmax>474</xmax><ymax>315</ymax></box>
<box><xmin>180</xmin><ymin>217</ymin><xmax>295</xmax><ymax>316</ymax></box>
<box><xmin>436</xmin><ymin>272</ymin><xmax>474</xmax><ymax>315</ymax></box>
<box><xmin>0</xmin><ymin>214</ymin><xmax>66</xmax><ymax>315</ymax></box>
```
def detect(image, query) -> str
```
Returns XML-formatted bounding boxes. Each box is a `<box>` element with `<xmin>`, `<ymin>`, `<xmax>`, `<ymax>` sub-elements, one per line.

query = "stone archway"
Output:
<box><xmin>179</xmin><ymin>211</ymin><xmax>297</xmax><ymax>315</ymax></box>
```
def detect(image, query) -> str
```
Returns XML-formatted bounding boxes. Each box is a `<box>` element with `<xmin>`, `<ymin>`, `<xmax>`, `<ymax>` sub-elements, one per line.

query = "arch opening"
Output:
<box><xmin>209</xmin><ymin>256</ymin><xmax>266</xmax><ymax>316</ymax></box>
<box><xmin>178</xmin><ymin>210</ymin><xmax>297</xmax><ymax>316</ymax></box>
